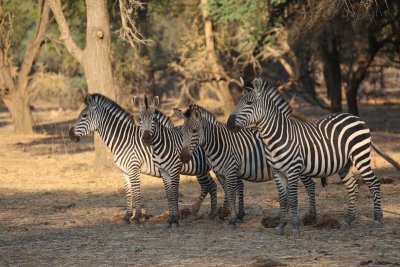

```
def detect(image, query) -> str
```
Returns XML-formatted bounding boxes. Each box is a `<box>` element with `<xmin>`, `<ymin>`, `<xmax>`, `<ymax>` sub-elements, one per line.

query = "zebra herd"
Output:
<box><xmin>69</xmin><ymin>77</ymin><xmax>383</xmax><ymax>235</ymax></box>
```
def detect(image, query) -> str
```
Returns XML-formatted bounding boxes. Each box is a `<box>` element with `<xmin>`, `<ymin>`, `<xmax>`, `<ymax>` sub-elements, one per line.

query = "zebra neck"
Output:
<box><xmin>97</xmin><ymin>108</ymin><xmax>135</xmax><ymax>153</ymax></box>
<box><xmin>201</xmin><ymin>120</ymin><xmax>222</xmax><ymax>155</ymax></box>
<box><xmin>257</xmin><ymin>106</ymin><xmax>294</xmax><ymax>150</ymax></box>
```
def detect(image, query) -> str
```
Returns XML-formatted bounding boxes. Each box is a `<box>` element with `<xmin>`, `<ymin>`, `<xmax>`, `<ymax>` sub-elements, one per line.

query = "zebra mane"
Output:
<box><xmin>90</xmin><ymin>94</ymin><xmax>134</xmax><ymax>124</ymax></box>
<box><xmin>154</xmin><ymin>109</ymin><xmax>174</xmax><ymax>128</ymax></box>
<box><xmin>251</xmin><ymin>78</ymin><xmax>292</xmax><ymax>117</ymax></box>
<box><xmin>185</xmin><ymin>104</ymin><xmax>218</xmax><ymax>124</ymax></box>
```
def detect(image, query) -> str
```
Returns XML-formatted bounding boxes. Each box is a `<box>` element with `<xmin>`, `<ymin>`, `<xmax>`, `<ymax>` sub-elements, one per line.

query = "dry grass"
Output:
<box><xmin>1</xmin><ymin>103</ymin><xmax>400</xmax><ymax>266</ymax></box>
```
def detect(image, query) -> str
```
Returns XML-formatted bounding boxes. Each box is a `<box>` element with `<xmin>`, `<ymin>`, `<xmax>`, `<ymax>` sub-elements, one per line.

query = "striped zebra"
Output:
<box><xmin>133</xmin><ymin>96</ymin><xmax>218</xmax><ymax>227</ymax></box>
<box><xmin>227</xmin><ymin>77</ymin><xmax>383</xmax><ymax>235</ymax></box>
<box><xmin>174</xmin><ymin>104</ymin><xmax>318</xmax><ymax>228</ymax></box>
<box><xmin>69</xmin><ymin>94</ymin><xmax>216</xmax><ymax>227</ymax></box>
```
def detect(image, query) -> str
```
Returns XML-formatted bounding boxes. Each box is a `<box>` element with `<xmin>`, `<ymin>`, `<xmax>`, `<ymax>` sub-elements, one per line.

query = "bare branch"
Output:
<box><xmin>47</xmin><ymin>0</ymin><xmax>83</xmax><ymax>63</ymax></box>
<box><xmin>118</xmin><ymin>0</ymin><xmax>154</xmax><ymax>48</ymax></box>
<box><xmin>17</xmin><ymin>0</ymin><xmax>50</xmax><ymax>92</ymax></box>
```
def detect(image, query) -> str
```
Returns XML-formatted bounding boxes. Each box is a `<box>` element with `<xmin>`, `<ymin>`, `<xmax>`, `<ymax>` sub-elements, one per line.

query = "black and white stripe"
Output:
<box><xmin>69</xmin><ymin>94</ymin><xmax>215</xmax><ymax>226</ymax></box>
<box><xmin>176</xmin><ymin>104</ymin><xmax>318</xmax><ymax>228</ymax></box>
<box><xmin>134</xmin><ymin>96</ymin><xmax>217</xmax><ymax>227</ymax></box>
<box><xmin>228</xmin><ymin>77</ymin><xmax>383</xmax><ymax>235</ymax></box>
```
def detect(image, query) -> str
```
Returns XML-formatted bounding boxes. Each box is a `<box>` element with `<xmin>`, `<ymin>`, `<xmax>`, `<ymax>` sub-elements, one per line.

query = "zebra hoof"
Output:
<box><xmin>236</xmin><ymin>218</ymin><xmax>244</xmax><ymax>224</ymax></box>
<box><xmin>130</xmin><ymin>219</ymin><xmax>140</xmax><ymax>225</ymax></box>
<box><xmin>165</xmin><ymin>222</ymin><xmax>172</xmax><ymax>229</ymax></box>
<box><xmin>291</xmin><ymin>228</ymin><xmax>300</xmax><ymax>236</ymax></box>
<box><xmin>228</xmin><ymin>223</ymin><xmax>236</xmax><ymax>230</ymax></box>
<box><xmin>340</xmin><ymin>221</ymin><xmax>351</xmax><ymax>230</ymax></box>
<box><xmin>302</xmin><ymin>213</ymin><xmax>317</xmax><ymax>226</ymax></box>
<box><xmin>171</xmin><ymin>222</ymin><xmax>179</xmax><ymax>228</ymax></box>
<box><xmin>123</xmin><ymin>214</ymin><xmax>132</xmax><ymax>223</ymax></box>
<box><xmin>275</xmin><ymin>226</ymin><xmax>284</xmax><ymax>236</ymax></box>
<box><xmin>370</xmin><ymin>220</ymin><xmax>382</xmax><ymax>229</ymax></box>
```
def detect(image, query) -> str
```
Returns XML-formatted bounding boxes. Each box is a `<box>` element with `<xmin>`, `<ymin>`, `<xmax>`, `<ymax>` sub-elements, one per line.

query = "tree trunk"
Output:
<box><xmin>49</xmin><ymin>0</ymin><xmax>116</xmax><ymax>166</ymax></box>
<box><xmin>83</xmin><ymin>0</ymin><xmax>115</xmax><ymax>166</ymax></box>
<box><xmin>200</xmin><ymin>0</ymin><xmax>235</xmax><ymax>113</ymax></box>
<box><xmin>2</xmin><ymin>92</ymin><xmax>33</xmax><ymax>133</ymax></box>
<box><xmin>319</xmin><ymin>25</ymin><xmax>342</xmax><ymax>113</ymax></box>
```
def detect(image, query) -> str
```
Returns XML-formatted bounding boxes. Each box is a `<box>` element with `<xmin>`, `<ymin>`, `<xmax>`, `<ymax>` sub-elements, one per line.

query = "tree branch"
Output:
<box><xmin>47</xmin><ymin>0</ymin><xmax>83</xmax><ymax>63</ymax></box>
<box><xmin>17</xmin><ymin>0</ymin><xmax>50</xmax><ymax>92</ymax></box>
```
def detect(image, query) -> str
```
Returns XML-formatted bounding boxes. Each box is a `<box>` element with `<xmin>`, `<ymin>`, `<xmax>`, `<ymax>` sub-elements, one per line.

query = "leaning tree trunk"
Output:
<box><xmin>320</xmin><ymin>25</ymin><xmax>342</xmax><ymax>113</ymax></box>
<box><xmin>49</xmin><ymin>0</ymin><xmax>116</xmax><ymax>166</ymax></box>
<box><xmin>200</xmin><ymin>0</ymin><xmax>235</xmax><ymax>113</ymax></box>
<box><xmin>0</xmin><ymin>0</ymin><xmax>49</xmax><ymax>134</ymax></box>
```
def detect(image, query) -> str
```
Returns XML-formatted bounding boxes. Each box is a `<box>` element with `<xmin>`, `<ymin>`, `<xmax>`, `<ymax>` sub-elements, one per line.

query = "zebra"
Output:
<box><xmin>227</xmin><ymin>77</ymin><xmax>383</xmax><ymax>235</ymax></box>
<box><xmin>69</xmin><ymin>93</ymin><xmax>216</xmax><ymax>227</ymax></box>
<box><xmin>133</xmin><ymin>95</ymin><xmax>218</xmax><ymax>227</ymax></box>
<box><xmin>174</xmin><ymin>104</ymin><xmax>318</xmax><ymax>228</ymax></box>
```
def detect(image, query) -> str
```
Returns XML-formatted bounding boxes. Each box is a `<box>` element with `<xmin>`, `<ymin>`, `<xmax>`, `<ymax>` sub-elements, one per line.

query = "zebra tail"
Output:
<box><xmin>371</xmin><ymin>141</ymin><xmax>400</xmax><ymax>171</ymax></box>
<box><xmin>321</xmin><ymin>177</ymin><xmax>328</xmax><ymax>187</ymax></box>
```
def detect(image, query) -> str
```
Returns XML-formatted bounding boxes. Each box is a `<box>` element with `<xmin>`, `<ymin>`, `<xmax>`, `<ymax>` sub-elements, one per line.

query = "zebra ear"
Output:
<box><xmin>151</xmin><ymin>96</ymin><xmax>160</xmax><ymax>110</ymax></box>
<box><xmin>239</xmin><ymin>77</ymin><xmax>244</xmax><ymax>87</ymax></box>
<box><xmin>173</xmin><ymin>108</ymin><xmax>185</xmax><ymax>120</ymax></box>
<box><xmin>84</xmin><ymin>94</ymin><xmax>93</xmax><ymax>106</ymax></box>
<box><xmin>252</xmin><ymin>77</ymin><xmax>263</xmax><ymax>95</ymax></box>
<box><xmin>133</xmin><ymin>96</ymin><xmax>143</xmax><ymax>110</ymax></box>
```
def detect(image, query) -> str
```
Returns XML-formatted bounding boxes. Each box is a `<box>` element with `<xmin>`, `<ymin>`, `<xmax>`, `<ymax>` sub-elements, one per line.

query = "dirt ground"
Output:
<box><xmin>1</xmin><ymin>103</ymin><xmax>400</xmax><ymax>266</ymax></box>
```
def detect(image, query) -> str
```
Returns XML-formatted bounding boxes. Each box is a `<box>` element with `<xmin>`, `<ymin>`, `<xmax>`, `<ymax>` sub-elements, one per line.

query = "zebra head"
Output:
<box><xmin>133</xmin><ymin>95</ymin><xmax>159</xmax><ymax>146</ymax></box>
<box><xmin>174</xmin><ymin>105</ymin><xmax>203</xmax><ymax>164</ymax></box>
<box><xmin>69</xmin><ymin>94</ymin><xmax>100</xmax><ymax>143</ymax></box>
<box><xmin>227</xmin><ymin>77</ymin><xmax>267</xmax><ymax>132</ymax></box>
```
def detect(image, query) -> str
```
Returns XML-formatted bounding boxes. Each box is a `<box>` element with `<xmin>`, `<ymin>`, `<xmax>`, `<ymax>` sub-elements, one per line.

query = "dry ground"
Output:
<box><xmin>1</xmin><ymin>103</ymin><xmax>400</xmax><ymax>266</ymax></box>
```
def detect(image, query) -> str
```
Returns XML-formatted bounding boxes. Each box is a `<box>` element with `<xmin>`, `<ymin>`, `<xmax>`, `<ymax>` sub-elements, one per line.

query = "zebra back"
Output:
<box><xmin>154</xmin><ymin>110</ymin><xmax>174</xmax><ymax>128</ymax></box>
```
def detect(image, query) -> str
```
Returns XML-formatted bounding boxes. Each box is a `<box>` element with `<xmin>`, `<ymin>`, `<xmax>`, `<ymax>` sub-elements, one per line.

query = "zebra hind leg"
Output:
<box><xmin>300</xmin><ymin>176</ymin><xmax>317</xmax><ymax>226</ymax></box>
<box><xmin>236</xmin><ymin>179</ymin><xmax>245</xmax><ymax>222</ymax></box>
<box><xmin>353</xmin><ymin>156</ymin><xmax>383</xmax><ymax>227</ymax></box>
<box><xmin>338</xmin><ymin>163</ymin><xmax>358</xmax><ymax>228</ymax></box>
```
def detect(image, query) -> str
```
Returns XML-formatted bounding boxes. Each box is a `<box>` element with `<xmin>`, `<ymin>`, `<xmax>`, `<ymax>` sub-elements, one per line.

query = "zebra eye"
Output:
<box><xmin>246</xmin><ymin>101</ymin><xmax>253</xmax><ymax>105</ymax></box>
<box><xmin>192</xmin><ymin>129</ymin><xmax>197</xmax><ymax>134</ymax></box>
<box><xmin>82</xmin><ymin>114</ymin><xmax>88</xmax><ymax>119</ymax></box>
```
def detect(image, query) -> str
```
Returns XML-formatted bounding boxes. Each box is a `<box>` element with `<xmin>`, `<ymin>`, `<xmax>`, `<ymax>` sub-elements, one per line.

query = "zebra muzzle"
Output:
<box><xmin>69</xmin><ymin>127</ymin><xmax>80</xmax><ymax>143</ymax></box>
<box><xmin>180</xmin><ymin>146</ymin><xmax>191</xmax><ymax>163</ymax></box>
<box><xmin>142</xmin><ymin>131</ymin><xmax>152</xmax><ymax>146</ymax></box>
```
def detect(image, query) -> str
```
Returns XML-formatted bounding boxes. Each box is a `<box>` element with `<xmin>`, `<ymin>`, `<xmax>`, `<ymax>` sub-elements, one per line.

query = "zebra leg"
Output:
<box><xmin>236</xmin><ymin>179</ymin><xmax>245</xmax><ymax>222</ymax></box>
<box><xmin>274</xmin><ymin>172</ymin><xmax>288</xmax><ymax>236</ymax></box>
<box><xmin>353</xmin><ymin>160</ymin><xmax>383</xmax><ymax>227</ymax></box>
<box><xmin>338</xmin><ymin>163</ymin><xmax>359</xmax><ymax>228</ymax></box>
<box><xmin>129</xmin><ymin>168</ymin><xmax>142</xmax><ymax>225</ymax></box>
<box><xmin>225</xmin><ymin>171</ymin><xmax>238</xmax><ymax>229</ymax></box>
<box><xmin>299</xmin><ymin>176</ymin><xmax>317</xmax><ymax>225</ymax></box>
<box><xmin>122</xmin><ymin>174</ymin><xmax>134</xmax><ymax>223</ymax></box>
<box><xmin>287</xmin><ymin>172</ymin><xmax>301</xmax><ymax>235</ymax></box>
<box><xmin>215</xmin><ymin>174</ymin><xmax>229</xmax><ymax>220</ymax></box>
<box><xmin>193</xmin><ymin>173</ymin><xmax>218</xmax><ymax>217</ymax></box>
<box><xmin>161</xmin><ymin>172</ymin><xmax>180</xmax><ymax>228</ymax></box>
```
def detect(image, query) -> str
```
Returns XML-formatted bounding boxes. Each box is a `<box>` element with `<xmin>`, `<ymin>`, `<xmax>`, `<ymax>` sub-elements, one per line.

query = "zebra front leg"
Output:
<box><xmin>287</xmin><ymin>172</ymin><xmax>301</xmax><ymax>235</ymax></box>
<box><xmin>274</xmin><ymin>172</ymin><xmax>288</xmax><ymax>236</ymax></box>
<box><xmin>161</xmin><ymin>172</ymin><xmax>180</xmax><ymax>228</ymax></box>
<box><xmin>236</xmin><ymin>179</ymin><xmax>245</xmax><ymax>222</ymax></box>
<box><xmin>300</xmin><ymin>176</ymin><xmax>317</xmax><ymax>225</ymax></box>
<box><xmin>215</xmin><ymin>174</ymin><xmax>229</xmax><ymax>220</ymax></box>
<box><xmin>129</xmin><ymin>168</ymin><xmax>142</xmax><ymax>225</ymax></box>
<box><xmin>122</xmin><ymin>174</ymin><xmax>134</xmax><ymax>223</ymax></box>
